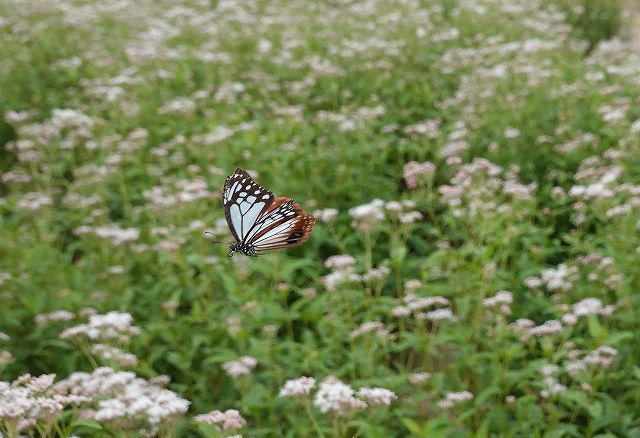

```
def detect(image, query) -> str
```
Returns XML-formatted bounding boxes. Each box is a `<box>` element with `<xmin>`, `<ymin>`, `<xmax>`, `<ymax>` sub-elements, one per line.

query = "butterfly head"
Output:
<box><xmin>228</xmin><ymin>243</ymin><xmax>258</xmax><ymax>257</ymax></box>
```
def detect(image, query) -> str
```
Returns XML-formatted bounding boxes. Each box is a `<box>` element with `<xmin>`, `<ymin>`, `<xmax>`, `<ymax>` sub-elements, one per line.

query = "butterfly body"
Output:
<box><xmin>221</xmin><ymin>168</ymin><xmax>315</xmax><ymax>257</ymax></box>
<box><xmin>228</xmin><ymin>242</ymin><xmax>258</xmax><ymax>257</ymax></box>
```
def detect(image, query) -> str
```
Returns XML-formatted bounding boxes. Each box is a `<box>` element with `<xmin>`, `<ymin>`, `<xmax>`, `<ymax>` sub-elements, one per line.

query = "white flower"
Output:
<box><xmin>349</xmin><ymin>321</ymin><xmax>391</xmax><ymax>340</ymax></box>
<box><xmin>419</xmin><ymin>308</ymin><xmax>456</xmax><ymax>321</ymax></box>
<box><xmin>34</xmin><ymin>310</ymin><xmax>75</xmax><ymax>327</ymax></box>
<box><xmin>0</xmin><ymin>351</ymin><xmax>13</xmax><ymax>365</ymax></box>
<box><xmin>279</xmin><ymin>377</ymin><xmax>315</xmax><ymax>398</ymax></box>
<box><xmin>391</xmin><ymin>306</ymin><xmax>411</xmax><ymax>317</ymax></box>
<box><xmin>60</xmin><ymin>311</ymin><xmax>140</xmax><ymax>343</ymax></box>
<box><xmin>438</xmin><ymin>391</ymin><xmax>473</xmax><ymax>409</ymax></box>
<box><xmin>222</xmin><ymin>357</ymin><xmax>257</xmax><ymax>378</ymax></box>
<box><xmin>348</xmin><ymin>199</ymin><xmax>386</xmax><ymax>231</ymax></box>
<box><xmin>314</xmin><ymin>208</ymin><xmax>339</xmax><ymax>224</ymax></box>
<box><xmin>521</xmin><ymin>320</ymin><xmax>562</xmax><ymax>341</ymax></box>
<box><xmin>483</xmin><ymin>291</ymin><xmax>512</xmax><ymax>308</ymax></box>
<box><xmin>324</xmin><ymin>255</ymin><xmax>356</xmax><ymax>271</ymax></box>
<box><xmin>91</xmin><ymin>344</ymin><xmax>138</xmax><ymax>366</ymax></box>
<box><xmin>194</xmin><ymin>409</ymin><xmax>246</xmax><ymax>430</ymax></box>
<box><xmin>540</xmin><ymin>377</ymin><xmax>566</xmax><ymax>398</ymax></box>
<box><xmin>408</xmin><ymin>372</ymin><xmax>431</xmax><ymax>385</ymax></box>
<box><xmin>572</xmin><ymin>297</ymin><xmax>612</xmax><ymax>317</ymax></box>
<box><xmin>398</xmin><ymin>211</ymin><xmax>423</xmax><ymax>224</ymax></box>
<box><xmin>357</xmin><ymin>387</ymin><xmax>397</xmax><ymax>406</ymax></box>
<box><xmin>561</xmin><ymin>314</ymin><xmax>578</xmax><ymax>326</ymax></box>
<box><xmin>313</xmin><ymin>376</ymin><xmax>366</xmax><ymax>416</ymax></box>
<box><xmin>361</xmin><ymin>266</ymin><xmax>390</xmax><ymax>282</ymax></box>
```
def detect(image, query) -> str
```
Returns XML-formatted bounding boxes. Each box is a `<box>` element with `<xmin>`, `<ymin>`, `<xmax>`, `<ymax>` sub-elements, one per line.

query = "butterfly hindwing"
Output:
<box><xmin>223</xmin><ymin>168</ymin><xmax>274</xmax><ymax>242</ymax></box>
<box><xmin>248</xmin><ymin>199</ymin><xmax>315</xmax><ymax>250</ymax></box>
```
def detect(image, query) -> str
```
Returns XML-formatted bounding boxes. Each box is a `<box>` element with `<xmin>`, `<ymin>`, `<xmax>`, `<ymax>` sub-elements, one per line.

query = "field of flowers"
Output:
<box><xmin>1</xmin><ymin>0</ymin><xmax>640</xmax><ymax>436</ymax></box>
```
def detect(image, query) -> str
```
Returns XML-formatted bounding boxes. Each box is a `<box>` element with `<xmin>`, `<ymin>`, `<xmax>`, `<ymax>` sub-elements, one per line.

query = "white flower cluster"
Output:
<box><xmin>437</xmin><ymin>391</ymin><xmax>474</xmax><ymax>409</ymax></box>
<box><xmin>279</xmin><ymin>377</ymin><xmax>316</xmax><ymax>397</ymax></box>
<box><xmin>571</xmin><ymin>297</ymin><xmax>615</xmax><ymax>317</ymax></box>
<box><xmin>0</xmin><ymin>374</ymin><xmax>79</xmax><ymax>431</ymax></box>
<box><xmin>92</xmin><ymin>224</ymin><xmax>141</xmax><ymax>246</ymax></box>
<box><xmin>313</xmin><ymin>376</ymin><xmax>367</xmax><ymax>416</ymax></box>
<box><xmin>324</xmin><ymin>255</ymin><xmax>356</xmax><ymax>271</ymax></box>
<box><xmin>194</xmin><ymin>409</ymin><xmax>246</xmax><ymax>431</ymax></box>
<box><xmin>385</xmin><ymin>200</ymin><xmax>424</xmax><ymax>224</ymax></box>
<box><xmin>357</xmin><ymin>387</ymin><xmax>397</xmax><ymax>406</ymax></box>
<box><xmin>91</xmin><ymin>344</ymin><xmax>139</xmax><ymax>366</ymax></box>
<box><xmin>0</xmin><ymin>350</ymin><xmax>12</xmax><ymax>366</ymax></box>
<box><xmin>509</xmin><ymin>319</ymin><xmax>565</xmax><ymax>342</ymax></box>
<box><xmin>349</xmin><ymin>321</ymin><xmax>394</xmax><ymax>340</ymax></box>
<box><xmin>403</xmin><ymin>160</ymin><xmax>436</xmax><ymax>189</ymax></box>
<box><xmin>53</xmin><ymin>367</ymin><xmax>189</xmax><ymax>429</ymax></box>
<box><xmin>540</xmin><ymin>264</ymin><xmax>578</xmax><ymax>291</ymax></box>
<box><xmin>482</xmin><ymin>290</ymin><xmax>513</xmax><ymax>315</ymax></box>
<box><xmin>537</xmin><ymin>364</ymin><xmax>567</xmax><ymax>398</ymax></box>
<box><xmin>321</xmin><ymin>254</ymin><xmax>360</xmax><ymax>292</ymax></box>
<box><xmin>321</xmin><ymin>254</ymin><xmax>392</xmax><ymax>291</ymax></box>
<box><xmin>391</xmin><ymin>294</ymin><xmax>455</xmax><ymax>321</ymax></box>
<box><xmin>60</xmin><ymin>311</ymin><xmax>140</xmax><ymax>343</ymax></box>
<box><xmin>348</xmin><ymin>199</ymin><xmax>386</xmax><ymax>231</ymax></box>
<box><xmin>16</xmin><ymin>192</ymin><xmax>53</xmax><ymax>211</ymax></box>
<box><xmin>565</xmin><ymin>345</ymin><xmax>619</xmax><ymax>376</ymax></box>
<box><xmin>403</xmin><ymin>119</ymin><xmax>441</xmax><ymax>139</ymax></box>
<box><xmin>524</xmin><ymin>264</ymin><xmax>578</xmax><ymax>292</ymax></box>
<box><xmin>438</xmin><ymin>158</ymin><xmax>536</xmax><ymax>218</ymax></box>
<box><xmin>408</xmin><ymin>372</ymin><xmax>431</xmax><ymax>385</ymax></box>
<box><xmin>34</xmin><ymin>310</ymin><xmax>75</xmax><ymax>327</ymax></box>
<box><xmin>313</xmin><ymin>208</ymin><xmax>339</xmax><ymax>224</ymax></box>
<box><xmin>540</xmin><ymin>377</ymin><xmax>567</xmax><ymax>398</ymax></box>
<box><xmin>569</xmin><ymin>165</ymin><xmax>621</xmax><ymax>200</ymax></box>
<box><xmin>347</xmin><ymin>198</ymin><xmax>423</xmax><ymax>230</ymax></box>
<box><xmin>361</xmin><ymin>266</ymin><xmax>391</xmax><ymax>283</ymax></box>
<box><xmin>280</xmin><ymin>376</ymin><xmax>397</xmax><ymax>417</ymax></box>
<box><xmin>221</xmin><ymin>356</ymin><xmax>257</xmax><ymax>378</ymax></box>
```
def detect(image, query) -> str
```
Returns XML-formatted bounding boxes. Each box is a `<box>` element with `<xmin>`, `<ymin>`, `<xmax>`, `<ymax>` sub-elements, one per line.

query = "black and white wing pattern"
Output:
<box><xmin>221</xmin><ymin>168</ymin><xmax>315</xmax><ymax>256</ymax></box>
<box><xmin>222</xmin><ymin>168</ymin><xmax>274</xmax><ymax>243</ymax></box>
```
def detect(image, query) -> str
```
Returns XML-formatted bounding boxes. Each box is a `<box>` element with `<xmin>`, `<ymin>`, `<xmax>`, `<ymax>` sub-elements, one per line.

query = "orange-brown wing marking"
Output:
<box><xmin>285</xmin><ymin>212</ymin><xmax>315</xmax><ymax>247</ymax></box>
<box><xmin>265</xmin><ymin>197</ymin><xmax>301</xmax><ymax>213</ymax></box>
<box><xmin>248</xmin><ymin>202</ymin><xmax>315</xmax><ymax>250</ymax></box>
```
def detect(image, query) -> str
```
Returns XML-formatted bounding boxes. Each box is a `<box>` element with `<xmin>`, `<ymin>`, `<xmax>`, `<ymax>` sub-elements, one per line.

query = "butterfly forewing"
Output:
<box><xmin>223</xmin><ymin>168</ymin><xmax>274</xmax><ymax>242</ymax></box>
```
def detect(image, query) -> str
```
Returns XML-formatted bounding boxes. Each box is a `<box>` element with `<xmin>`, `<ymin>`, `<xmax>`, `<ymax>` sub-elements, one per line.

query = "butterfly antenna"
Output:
<box><xmin>203</xmin><ymin>231</ymin><xmax>231</xmax><ymax>246</ymax></box>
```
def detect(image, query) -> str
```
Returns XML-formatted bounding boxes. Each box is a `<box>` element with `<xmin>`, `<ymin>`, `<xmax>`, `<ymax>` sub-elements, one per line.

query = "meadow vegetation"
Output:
<box><xmin>1</xmin><ymin>0</ymin><xmax>639</xmax><ymax>436</ymax></box>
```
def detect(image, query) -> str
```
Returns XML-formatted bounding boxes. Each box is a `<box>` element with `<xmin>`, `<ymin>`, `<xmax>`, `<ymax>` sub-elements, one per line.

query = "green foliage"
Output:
<box><xmin>1</xmin><ymin>0</ymin><xmax>639</xmax><ymax>436</ymax></box>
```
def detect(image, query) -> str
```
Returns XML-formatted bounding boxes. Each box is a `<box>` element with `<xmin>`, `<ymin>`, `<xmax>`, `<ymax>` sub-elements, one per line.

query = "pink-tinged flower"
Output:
<box><xmin>194</xmin><ymin>409</ymin><xmax>246</xmax><ymax>430</ymax></box>
<box><xmin>483</xmin><ymin>291</ymin><xmax>512</xmax><ymax>308</ymax></box>
<box><xmin>349</xmin><ymin>321</ymin><xmax>392</xmax><ymax>340</ymax></box>
<box><xmin>221</xmin><ymin>357</ymin><xmax>257</xmax><ymax>378</ymax></box>
<box><xmin>34</xmin><ymin>310</ymin><xmax>75</xmax><ymax>327</ymax></box>
<box><xmin>0</xmin><ymin>350</ymin><xmax>12</xmax><ymax>365</ymax></box>
<box><xmin>408</xmin><ymin>372</ymin><xmax>431</xmax><ymax>385</ymax></box>
<box><xmin>324</xmin><ymin>255</ymin><xmax>356</xmax><ymax>271</ymax></box>
<box><xmin>279</xmin><ymin>377</ymin><xmax>316</xmax><ymax>398</ymax></box>
<box><xmin>403</xmin><ymin>161</ymin><xmax>436</xmax><ymax>189</ymax></box>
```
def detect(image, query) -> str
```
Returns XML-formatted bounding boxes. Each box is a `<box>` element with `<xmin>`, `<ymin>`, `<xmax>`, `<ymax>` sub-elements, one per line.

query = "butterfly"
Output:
<box><xmin>220</xmin><ymin>168</ymin><xmax>315</xmax><ymax>257</ymax></box>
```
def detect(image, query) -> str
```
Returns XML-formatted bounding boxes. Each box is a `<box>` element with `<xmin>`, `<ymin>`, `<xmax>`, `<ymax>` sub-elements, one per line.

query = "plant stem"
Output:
<box><xmin>303</xmin><ymin>399</ymin><xmax>326</xmax><ymax>438</ymax></box>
